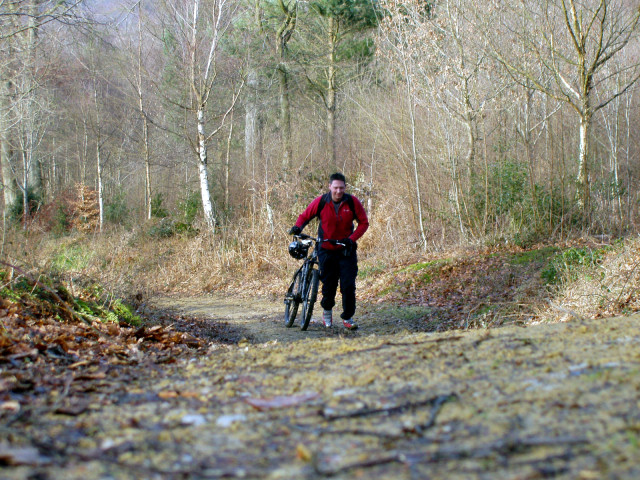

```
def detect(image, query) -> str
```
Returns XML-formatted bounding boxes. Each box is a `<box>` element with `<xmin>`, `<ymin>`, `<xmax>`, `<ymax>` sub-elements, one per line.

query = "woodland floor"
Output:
<box><xmin>2</xmin><ymin>293</ymin><xmax>640</xmax><ymax>479</ymax></box>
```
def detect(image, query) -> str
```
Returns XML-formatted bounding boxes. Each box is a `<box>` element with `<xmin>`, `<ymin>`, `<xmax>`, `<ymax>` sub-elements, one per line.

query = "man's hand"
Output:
<box><xmin>341</xmin><ymin>238</ymin><xmax>356</xmax><ymax>251</ymax></box>
<box><xmin>289</xmin><ymin>226</ymin><xmax>302</xmax><ymax>235</ymax></box>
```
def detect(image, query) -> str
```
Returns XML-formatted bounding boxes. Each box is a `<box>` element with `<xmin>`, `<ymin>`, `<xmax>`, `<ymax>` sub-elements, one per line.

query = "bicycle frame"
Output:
<box><xmin>284</xmin><ymin>234</ymin><xmax>345</xmax><ymax>330</ymax></box>
<box><xmin>286</xmin><ymin>235</ymin><xmax>319</xmax><ymax>302</ymax></box>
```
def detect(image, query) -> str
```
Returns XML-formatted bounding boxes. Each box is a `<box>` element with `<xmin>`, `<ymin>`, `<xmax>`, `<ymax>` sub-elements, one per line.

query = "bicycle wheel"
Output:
<box><xmin>284</xmin><ymin>269</ymin><xmax>303</xmax><ymax>327</ymax></box>
<box><xmin>300</xmin><ymin>268</ymin><xmax>320</xmax><ymax>331</ymax></box>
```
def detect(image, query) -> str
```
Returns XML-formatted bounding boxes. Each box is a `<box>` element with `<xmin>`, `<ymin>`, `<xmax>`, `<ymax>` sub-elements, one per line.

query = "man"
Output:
<box><xmin>289</xmin><ymin>172</ymin><xmax>369</xmax><ymax>330</ymax></box>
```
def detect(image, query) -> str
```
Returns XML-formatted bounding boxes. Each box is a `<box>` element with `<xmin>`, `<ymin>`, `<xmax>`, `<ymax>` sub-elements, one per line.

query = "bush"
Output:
<box><xmin>147</xmin><ymin>217</ymin><xmax>177</xmax><ymax>238</ymax></box>
<box><xmin>105</xmin><ymin>190</ymin><xmax>129</xmax><ymax>225</ymax></box>
<box><xmin>8</xmin><ymin>190</ymin><xmax>42</xmax><ymax>222</ymax></box>
<box><xmin>541</xmin><ymin>246</ymin><xmax>612</xmax><ymax>285</ymax></box>
<box><xmin>151</xmin><ymin>193</ymin><xmax>169</xmax><ymax>218</ymax></box>
<box><xmin>178</xmin><ymin>190</ymin><xmax>201</xmax><ymax>225</ymax></box>
<box><xmin>51</xmin><ymin>204</ymin><xmax>71</xmax><ymax>236</ymax></box>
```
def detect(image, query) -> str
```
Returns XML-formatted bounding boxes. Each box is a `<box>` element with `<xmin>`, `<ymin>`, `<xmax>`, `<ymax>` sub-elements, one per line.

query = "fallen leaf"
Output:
<box><xmin>158</xmin><ymin>391</ymin><xmax>179</xmax><ymax>399</ymax></box>
<box><xmin>296</xmin><ymin>443</ymin><xmax>312</xmax><ymax>462</ymax></box>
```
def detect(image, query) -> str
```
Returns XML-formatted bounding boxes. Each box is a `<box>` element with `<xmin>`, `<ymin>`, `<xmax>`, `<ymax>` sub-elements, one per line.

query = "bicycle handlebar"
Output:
<box><xmin>292</xmin><ymin>233</ymin><xmax>345</xmax><ymax>247</ymax></box>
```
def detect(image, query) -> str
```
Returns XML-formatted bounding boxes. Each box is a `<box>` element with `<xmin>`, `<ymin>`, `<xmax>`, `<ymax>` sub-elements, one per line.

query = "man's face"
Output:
<box><xmin>329</xmin><ymin>180</ymin><xmax>346</xmax><ymax>203</ymax></box>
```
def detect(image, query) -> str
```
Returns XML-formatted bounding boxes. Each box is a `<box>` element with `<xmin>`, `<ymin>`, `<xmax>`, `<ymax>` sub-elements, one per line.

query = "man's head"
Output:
<box><xmin>329</xmin><ymin>172</ymin><xmax>346</xmax><ymax>203</ymax></box>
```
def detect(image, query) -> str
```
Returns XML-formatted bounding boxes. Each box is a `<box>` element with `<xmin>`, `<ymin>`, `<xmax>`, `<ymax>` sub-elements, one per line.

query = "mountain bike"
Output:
<box><xmin>284</xmin><ymin>234</ymin><xmax>344</xmax><ymax>330</ymax></box>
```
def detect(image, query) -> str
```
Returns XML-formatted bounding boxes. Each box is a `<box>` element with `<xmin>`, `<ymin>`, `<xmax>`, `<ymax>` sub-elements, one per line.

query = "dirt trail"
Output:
<box><xmin>4</xmin><ymin>296</ymin><xmax>640</xmax><ymax>480</ymax></box>
<box><xmin>149</xmin><ymin>294</ymin><xmax>427</xmax><ymax>343</ymax></box>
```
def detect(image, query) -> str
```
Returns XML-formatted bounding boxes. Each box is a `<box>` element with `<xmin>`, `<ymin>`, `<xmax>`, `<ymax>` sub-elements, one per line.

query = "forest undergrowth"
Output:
<box><xmin>6</xmin><ymin>226</ymin><xmax>640</xmax><ymax>327</ymax></box>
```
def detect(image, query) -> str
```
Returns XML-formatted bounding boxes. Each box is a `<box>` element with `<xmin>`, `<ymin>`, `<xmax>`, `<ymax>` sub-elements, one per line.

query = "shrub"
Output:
<box><xmin>147</xmin><ymin>217</ymin><xmax>177</xmax><ymax>238</ymax></box>
<box><xmin>8</xmin><ymin>190</ymin><xmax>42</xmax><ymax>222</ymax></box>
<box><xmin>105</xmin><ymin>190</ymin><xmax>129</xmax><ymax>225</ymax></box>
<box><xmin>541</xmin><ymin>246</ymin><xmax>612</xmax><ymax>285</ymax></box>
<box><xmin>151</xmin><ymin>193</ymin><xmax>169</xmax><ymax>218</ymax></box>
<box><xmin>178</xmin><ymin>190</ymin><xmax>201</xmax><ymax>225</ymax></box>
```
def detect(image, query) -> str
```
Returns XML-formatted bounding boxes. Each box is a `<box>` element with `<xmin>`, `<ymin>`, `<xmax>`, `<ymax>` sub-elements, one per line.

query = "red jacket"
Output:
<box><xmin>295</xmin><ymin>193</ymin><xmax>369</xmax><ymax>251</ymax></box>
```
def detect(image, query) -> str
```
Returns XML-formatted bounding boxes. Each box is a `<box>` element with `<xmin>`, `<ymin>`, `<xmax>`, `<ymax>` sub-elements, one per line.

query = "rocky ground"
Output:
<box><xmin>2</xmin><ymin>295</ymin><xmax>640</xmax><ymax>479</ymax></box>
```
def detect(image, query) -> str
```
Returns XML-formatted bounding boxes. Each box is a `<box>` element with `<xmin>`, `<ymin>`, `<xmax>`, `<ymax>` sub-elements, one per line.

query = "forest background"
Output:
<box><xmin>3</xmin><ymin>0</ymin><xmax>640</xmax><ymax>325</ymax></box>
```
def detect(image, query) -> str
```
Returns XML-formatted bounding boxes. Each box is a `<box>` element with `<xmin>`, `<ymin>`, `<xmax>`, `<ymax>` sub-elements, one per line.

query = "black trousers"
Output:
<box><xmin>318</xmin><ymin>248</ymin><xmax>358</xmax><ymax>320</ymax></box>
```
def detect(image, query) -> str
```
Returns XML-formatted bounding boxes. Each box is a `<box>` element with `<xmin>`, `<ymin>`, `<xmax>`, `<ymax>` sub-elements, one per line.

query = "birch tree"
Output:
<box><xmin>159</xmin><ymin>0</ymin><xmax>244</xmax><ymax>231</ymax></box>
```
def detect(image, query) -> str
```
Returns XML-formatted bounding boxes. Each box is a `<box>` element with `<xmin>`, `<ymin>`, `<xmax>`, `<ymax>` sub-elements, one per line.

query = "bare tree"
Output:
<box><xmin>274</xmin><ymin>0</ymin><xmax>296</xmax><ymax>174</ymax></box>
<box><xmin>486</xmin><ymin>0</ymin><xmax>640</xmax><ymax>223</ymax></box>
<box><xmin>157</xmin><ymin>0</ymin><xmax>244</xmax><ymax>232</ymax></box>
<box><xmin>1</xmin><ymin>0</ymin><xmax>83</xmax><ymax>219</ymax></box>
<box><xmin>379</xmin><ymin>0</ymin><xmax>499</xmax><ymax>242</ymax></box>
<box><xmin>136</xmin><ymin>2</ymin><xmax>153</xmax><ymax>221</ymax></box>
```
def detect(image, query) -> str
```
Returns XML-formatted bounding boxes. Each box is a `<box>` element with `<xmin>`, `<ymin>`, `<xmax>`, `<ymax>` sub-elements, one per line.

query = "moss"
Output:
<box><xmin>507</xmin><ymin>246</ymin><xmax>559</xmax><ymax>265</ymax></box>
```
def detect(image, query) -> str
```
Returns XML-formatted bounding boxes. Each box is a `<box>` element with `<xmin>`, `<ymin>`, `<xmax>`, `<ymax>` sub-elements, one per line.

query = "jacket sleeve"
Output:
<box><xmin>295</xmin><ymin>196</ymin><xmax>322</xmax><ymax>230</ymax></box>
<box><xmin>349</xmin><ymin>196</ymin><xmax>369</xmax><ymax>241</ymax></box>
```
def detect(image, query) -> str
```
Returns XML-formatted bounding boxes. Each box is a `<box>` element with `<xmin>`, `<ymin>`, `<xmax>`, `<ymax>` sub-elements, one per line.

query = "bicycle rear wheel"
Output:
<box><xmin>300</xmin><ymin>268</ymin><xmax>320</xmax><ymax>331</ymax></box>
<box><xmin>284</xmin><ymin>269</ymin><xmax>303</xmax><ymax>327</ymax></box>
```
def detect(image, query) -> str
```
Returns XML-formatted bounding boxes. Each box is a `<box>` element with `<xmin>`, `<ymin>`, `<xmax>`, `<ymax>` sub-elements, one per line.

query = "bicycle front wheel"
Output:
<box><xmin>300</xmin><ymin>268</ymin><xmax>320</xmax><ymax>331</ymax></box>
<box><xmin>284</xmin><ymin>269</ymin><xmax>303</xmax><ymax>327</ymax></box>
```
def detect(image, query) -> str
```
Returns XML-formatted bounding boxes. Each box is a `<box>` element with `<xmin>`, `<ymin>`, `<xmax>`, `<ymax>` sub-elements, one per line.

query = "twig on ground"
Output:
<box><xmin>320</xmin><ymin>393</ymin><xmax>456</xmax><ymax>438</ymax></box>
<box><xmin>546</xmin><ymin>300</ymin><xmax>585</xmax><ymax>321</ymax></box>
<box><xmin>322</xmin><ymin>393</ymin><xmax>457</xmax><ymax>421</ymax></box>
<box><xmin>335</xmin><ymin>336</ymin><xmax>463</xmax><ymax>356</ymax></box>
<box><xmin>315</xmin><ymin>434</ymin><xmax>589</xmax><ymax>476</ymax></box>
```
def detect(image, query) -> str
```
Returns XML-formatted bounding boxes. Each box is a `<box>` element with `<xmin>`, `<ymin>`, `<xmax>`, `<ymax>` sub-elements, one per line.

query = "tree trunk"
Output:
<box><xmin>1</xmin><ymin>78</ymin><xmax>17</xmax><ymax>212</ymax></box>
<box><xmin>197</xmin><ymin>108</ymin><xmax>216</xmax><ymax>230</ymax></box>
<box><xmin>21</xmin><ymin>150</ymin><xmax>29</xmax><ymax>229</ymax></box>
<box><xmin>138</xmin><ymin>3</ymin><xmax>152</xmax><ymax>221</ymax></box>
<box><xmin>245</xmin><ymin>70</ymin><xmax>262</xmax><ymax>177</ymax></box>
<box><xmin>96</xmin><ymin>140</ymin><xmax>103</xmax><ymax>232</ymax></box>
<box><xmin>225</xmin><ymin>112</ymin><xmax>233</xmax><ymax>212</ymax></box>
<box><xmin>278</xmin><ymin>63</ymin><xmax>292</xmax><ymax>174</ymax></box>
<box><xmin>275</xmin><ymin>0</ymin><xmax>296</xmax><ymax>176</ymax></box>
<box><xmin>576</xmin><ymin>111</ymin><xmax>591</xmax><ymax>222</ymax></box>
<box><xmin>326</xmin><ymin>15</ymin><xmax>337</xmax><ymax>168</ymax></box>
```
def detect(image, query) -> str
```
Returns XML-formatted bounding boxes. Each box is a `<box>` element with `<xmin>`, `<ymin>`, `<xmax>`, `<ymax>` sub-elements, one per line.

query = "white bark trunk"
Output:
<box><xmin>138</xmin><ymin>3</ymin><xmax>152</xmax><ymax>221</ymax></box>
<box><xmin>198</xmin><ymin>108</ymin><xmax>216</xmax><ymax>230</ymax></box>
<box><xmin>96</xmin><ymin>142</ymin><xmax>103</xmax><ymax>232</ymax></box>
<box><xmin>576</xmin><ymin>114</ymin><xmax>590</xmax><ymax>213</ymax></box>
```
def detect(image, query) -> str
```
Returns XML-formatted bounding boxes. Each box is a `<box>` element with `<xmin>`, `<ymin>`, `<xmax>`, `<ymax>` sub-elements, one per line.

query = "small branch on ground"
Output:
<box><xmin>315</xmin><ymin>434</ymin><xmax>589</xmax><ymax>476</ymax></box>
<box><xmin>322</xmin><ymin>393</ymin><xmax>457</xmax><ymax>421</ymax></box>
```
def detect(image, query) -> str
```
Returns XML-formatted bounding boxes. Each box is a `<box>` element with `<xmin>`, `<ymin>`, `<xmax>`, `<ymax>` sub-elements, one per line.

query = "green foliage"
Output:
<box><xmin>400</xmin><ymin>259</ymin><xmax>449</xmax><ymax>284</ymax></box>
<box><xmin>151</xmin><ymin>192</ymin><xmax>169</xmax><ymax>219</ymax></box>
<box><xmin>469</xmin><ymin>159</ymin><xmax>579</xmax><ymax>247</ymax></box>
<box><xmin>507</xmin><ymin>247</ymin><xmax>559</xmax><ymax>266</ymax></box>
<box><xmin>375</xmin><ymin>304</ymin><xmax>433</xmax><ymax>323</ymax></box>
<box><xmin>359</xmin><ymin>262</ymin><xmax>389</xmax><ymax>279</ymax></box>
<box><xmin>147</xmin><ymin>218</ymin><xmax>177</xmax><ymax>239</ymax></box>
<box><xmin>50</xmin><ymin>244</ymin><xmax>93</xmax><ymax>273</ymax></box>
<box><xmin>310</xmin><ymin>0</ymin><xmax>380</xmax><ymax>28</ymax></box>
<box><xmin>105</xmin><ymin>190</ymin><xmax>129</xmax><ymax>225</ymax></box>
<box><xmin>146</xmin><ymin>191</ymin><xmax>201</xmax><ymax>239</ymax></box>
<box><xmin>51</xmin><ymin>204</ymin><xmax>71</xmax><ymax>237</ymax></box>
<box><xmin>9</xmin><ymin>190</ymin><xmax>42</xmax><ymax>221</ymax></box>
<box><xmin>541</xmin><ymin>246</ymin><xmax>613</xmax><ymax>285</ymax></box>
<box><xmin>0</xmin><ymin>267</ymin><xmax>142</xmax><ymax>326</ymax></box>
<box><xmin>178</xmin><ymin>190</ymin><xmax>201</xmax><ymax>225</ymax></box>
<box><xmin>471</xmin><ymin>160</ymin><xmax>527</xmax><ymax>219</ymax></box>
<box><xmin>110</xmin><ymin>298</ymin><xmax>142</xmax><ymax>326</ymax></box>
